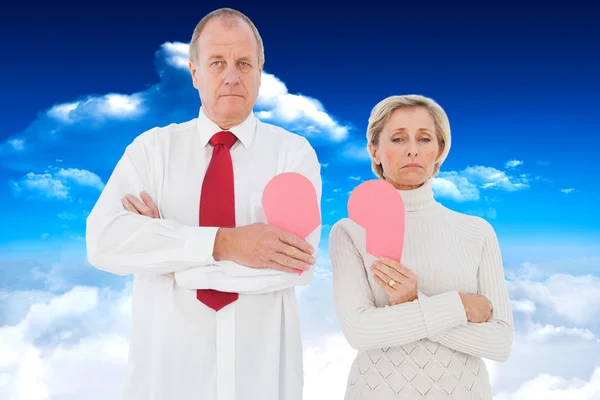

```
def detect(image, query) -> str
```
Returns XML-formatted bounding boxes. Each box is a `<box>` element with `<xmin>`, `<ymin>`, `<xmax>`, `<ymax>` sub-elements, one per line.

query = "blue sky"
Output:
<box><xmin>1</xmin><ymin>2</ymin><xmax>600</xmax><ymax>399</ymax></box>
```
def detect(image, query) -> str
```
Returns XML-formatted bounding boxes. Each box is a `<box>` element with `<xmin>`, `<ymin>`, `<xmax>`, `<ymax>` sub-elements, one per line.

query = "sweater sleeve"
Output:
<box><xmin>428</xmin><ymin>220</ymin><xmax>514</xmax><ymax>361</ymax></box>
<box><xmin>329</xmin><ymin>220</ymin><xmax>468</xmax><ymax>350</ymax></box>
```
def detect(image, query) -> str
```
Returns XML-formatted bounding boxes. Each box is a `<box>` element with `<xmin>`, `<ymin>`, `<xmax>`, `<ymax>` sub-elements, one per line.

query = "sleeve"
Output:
<box><xmin>174</xmin><ymin>138</ymin><xmax>322</xmax><ymax>293</ymax></box>
<box><xmin>427</xmin><ymin>220</ymin><xmax>514</xmax><ymax>362</ymax></box>
<box><xmin>329</xmin><ymin>221</ymin><xmax>468</xmax><ymax>350</ymax></box>
<box><xmin>85</xmin><ymin>130</ymin><xmax>221</xmax><ymax>276</ymax></box>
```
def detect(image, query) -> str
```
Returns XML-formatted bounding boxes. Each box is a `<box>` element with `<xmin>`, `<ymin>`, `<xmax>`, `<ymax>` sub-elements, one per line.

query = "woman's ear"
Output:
<box><xmin>436</xmin><ymin>142</ymin><xmax>444</xmax><ymax>162</ymax></box>
<box><xmin>368</xmin><ymin>142</ymin><xmax>380</xmax><ymax>165</ymax></box>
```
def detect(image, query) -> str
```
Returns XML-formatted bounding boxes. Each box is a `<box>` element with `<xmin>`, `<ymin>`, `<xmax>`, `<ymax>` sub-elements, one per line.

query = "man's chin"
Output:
<box><xmin>216</xmin><ymin>105</ymin><xmax>250</xmax><ymax>122</ymax></box>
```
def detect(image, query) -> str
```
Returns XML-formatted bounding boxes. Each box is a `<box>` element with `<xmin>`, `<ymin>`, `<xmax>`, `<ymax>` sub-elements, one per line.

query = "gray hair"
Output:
<box><xmin>188</xmin><ymin>8</ymin><xmax>265</xmax><ymax>66</ymax></box>
<box><xmin>367</xmin><ymin>94</ymin><xmax>452</xmax><ymax>178</ymax></box>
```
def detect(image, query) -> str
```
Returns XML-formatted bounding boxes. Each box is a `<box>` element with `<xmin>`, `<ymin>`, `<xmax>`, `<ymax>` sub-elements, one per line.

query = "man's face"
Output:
<box><xmin>189</xmin><ymin>17</ymin><xmax>263</xmax><ymax>129</ymax></box>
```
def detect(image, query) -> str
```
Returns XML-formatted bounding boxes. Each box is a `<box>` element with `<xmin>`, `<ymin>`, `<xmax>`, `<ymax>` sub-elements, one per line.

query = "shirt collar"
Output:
<box><xmin>196</xmin><ymin>106</ymin><xmax>257</xmax><ymax>149</ymax></box>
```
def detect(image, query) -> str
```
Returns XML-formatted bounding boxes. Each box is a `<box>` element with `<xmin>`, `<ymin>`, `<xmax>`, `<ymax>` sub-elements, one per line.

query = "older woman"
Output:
<box><xmin>329</xmin><ymin>94</ymin><xmax>514</xmax><ymax>399</ymax></box>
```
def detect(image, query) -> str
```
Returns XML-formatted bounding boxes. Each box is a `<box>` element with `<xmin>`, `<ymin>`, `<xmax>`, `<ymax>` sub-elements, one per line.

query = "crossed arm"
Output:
<box><xmin>329</xmin><ymin>220</ymin><xmax>514</xmax><ymax>362</ymax></box>
<box><xmin>85</xmin><ymin>131</ymin><xmax>322</xmax><ymax>294</ymax></box>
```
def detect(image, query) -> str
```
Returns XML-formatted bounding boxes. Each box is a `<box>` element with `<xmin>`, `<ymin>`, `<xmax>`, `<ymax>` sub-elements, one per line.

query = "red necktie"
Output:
<box><xmin>196</xmin><ymin>131</ymin><xmax>239</xmax><ymax>311</ymax></box>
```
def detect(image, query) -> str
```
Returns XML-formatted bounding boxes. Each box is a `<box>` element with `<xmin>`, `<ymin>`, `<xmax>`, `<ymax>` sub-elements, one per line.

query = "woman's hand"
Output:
<box><xmin>459</xmin><ymin>293</ymin><xmax>493</xmax><ymax>322</ymax></box>
<box><xmin>371</xmin><ymin>257</ymin><xmax>418</xmax><ymax>305</ymax></box>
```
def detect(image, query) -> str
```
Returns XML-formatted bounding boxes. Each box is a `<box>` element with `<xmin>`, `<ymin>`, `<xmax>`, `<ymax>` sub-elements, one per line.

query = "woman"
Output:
<box><xmin>329</xmin><ymin>94</ymin><xmax>514</xmax><ymax>399</ymax></box>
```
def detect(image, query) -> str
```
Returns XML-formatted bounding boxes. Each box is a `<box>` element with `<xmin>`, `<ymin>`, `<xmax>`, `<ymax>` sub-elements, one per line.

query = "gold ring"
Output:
<box><xmin>388</xmin><ymin>279</ymin><xmax>396</xmax><ymax>288</ymax></box>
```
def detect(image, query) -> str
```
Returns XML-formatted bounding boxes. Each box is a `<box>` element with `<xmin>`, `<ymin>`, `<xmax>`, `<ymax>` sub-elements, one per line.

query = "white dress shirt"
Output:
<box><xmin>85</xmin><ymin>107</ymin><xmax>322</xmax><ymax>400</ymax></box>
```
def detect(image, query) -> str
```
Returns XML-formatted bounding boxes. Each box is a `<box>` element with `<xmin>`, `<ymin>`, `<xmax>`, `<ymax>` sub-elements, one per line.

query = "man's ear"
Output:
<box><xmin>189</xmin><ymin>61</ymin><xmax>198</xmax><ymax>89</ymax></box>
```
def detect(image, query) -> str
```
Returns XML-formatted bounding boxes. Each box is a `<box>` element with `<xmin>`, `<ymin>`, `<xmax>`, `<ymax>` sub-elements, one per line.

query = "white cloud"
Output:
<box><xmin>47</xmin><ymin>102</ymin><xmax>79</xmax><ymax>123</ymax></box>
<box><xmin>494</xmin><ymin>368</ymin><xmax>600</xmax><ymax>400</ymax></box>
<box><xmin>432</xmin><ymin>164</ymin><xmax>532</xmax><ymax>202</ymax></box>
<box><xmin>11</xmin><ymin>172</ymin><xmax>69</xmax><ymax>199</ymax></box>
<box><xmin>56</xmin><ymin>168</ymin><xmax>104</xmax><ymax>191</ymax></box>
<box><xmin>505</xmin><ymin>160</ymin><xmax>523</xmax><ymax>169</ymax></box>
<box><xmin>433</xmin><ymin>172</ymin><xmax>480</xmax><ymax>201</ymax></box>
<box><xmin>10</xmin><ymin>167</ymin><xmax>104</xmax><ymax>200</ymax></box>
<box><xmin>303</xmin><ymin>333</ymin><xmax>356</xmax><ymax>400</ymax></box>
<box><xmin>0</xmin><ymin>285</ymin><xmax>131</xmax><ymax>400</ymax></box>
<box><xmin>463</xmin><ymin>166</ymin><xmax>530</xmax><ymax>191</ymax></box>
<box><xmin>509</xmin><ymin>273</ymin><xmax>600</xmax><ymax>327</ymax></box>
<box><xmin>47</xmin><ymin>93</ymin><xmax>144</xmax><ymax>124</ymax></box>
<box><xmin>512</xmin><ymin>299</ymin><xmax>536</xmax><ymax>315</ymax></box>
<box><xmin>561</xmin><ymin>188</ymin><xmax>575</xmax><ymax>194</ymax></box>
<box><xmin>160</xmin><ymin>41</ymin><xmax>189</xmax><ymax>70</ymax></box>
<box><xmin>526</xmin><ymin>323</ymin><xmax>600</xmax><ymax>344</ymax></box>
<box><xmin>255</xmin><ymin>72</ymin><xmax>350</xmax><ymax>141</ymax></box>
<box><xmin>1</xmin><ymin>254</ymin><xmax>600</xmax><ymax>400</ymax></box>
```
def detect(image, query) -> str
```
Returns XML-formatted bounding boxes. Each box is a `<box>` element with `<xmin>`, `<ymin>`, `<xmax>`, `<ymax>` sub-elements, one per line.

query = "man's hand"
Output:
<box><xmin>214</xmin><ymin>223</ymin><xmax>316</xmax><ymax>274</ymax></box>
<box><xmin>121</xmin><ymin>191</ymin><xmax>160</xmax><ymax>218</ymax></box>
<box><xmin>121</xmin><ymin>191</ymin><xmax>174</xmax><ymax>278</ymax></box>
<box><xmin>370</xmin><ymin>257</ymin><xmax>419</xmax><ymax>305</ymax></box>
<box><xmin>459</xmin><ymin>293</ymin><xmax>493</xmax><ymax>323</ymax></box>
<box><xmin>121</xmin><ymin>192</ymin><xmax>316</xmax><ymax>275</ymax></box>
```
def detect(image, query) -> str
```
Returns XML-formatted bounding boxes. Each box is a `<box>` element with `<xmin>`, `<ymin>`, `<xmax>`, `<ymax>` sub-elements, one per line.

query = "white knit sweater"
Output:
<box><xmin>329</xmin><ymin>178</ymin><xmax>514</xmax><ymax>399</ymax></box>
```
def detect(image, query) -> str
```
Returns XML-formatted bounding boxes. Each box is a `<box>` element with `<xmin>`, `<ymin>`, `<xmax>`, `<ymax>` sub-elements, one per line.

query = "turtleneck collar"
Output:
<box><xmin>395</xmin><ymin>178</ymin><xmax>437</xmax><ymax>212</ymax></box>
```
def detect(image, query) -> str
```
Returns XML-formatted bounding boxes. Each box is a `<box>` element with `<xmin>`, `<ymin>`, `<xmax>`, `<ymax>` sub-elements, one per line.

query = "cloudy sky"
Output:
<box><xmin>1</xmin><ymin>2</ymin><xmax>599</xmax><ymax>399</ymax></box>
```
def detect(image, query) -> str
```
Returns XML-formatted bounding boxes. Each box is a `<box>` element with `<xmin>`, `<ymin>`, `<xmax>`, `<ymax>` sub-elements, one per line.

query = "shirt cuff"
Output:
<box><xmin>182</xmin><ymin>226</ymin><xmax>220</xmax><ymax>266</ymax></box>
<box><xmin>419</xmin><ymin>290</ymin><xmax>468</xmax><ymax>337</ymax></box>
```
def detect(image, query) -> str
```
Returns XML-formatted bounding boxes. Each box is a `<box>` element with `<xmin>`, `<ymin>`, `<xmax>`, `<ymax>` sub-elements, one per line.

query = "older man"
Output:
<box><xmin>85</xmin><ymin>8</ymin><xmax>321</xmax><ymax>400</ymax></box>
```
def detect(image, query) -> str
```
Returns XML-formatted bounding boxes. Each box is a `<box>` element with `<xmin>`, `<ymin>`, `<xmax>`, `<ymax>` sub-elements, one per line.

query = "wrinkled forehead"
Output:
<box><xmin>384</xmin><ymin>107</ymin><xmax>437</xmax><ymax>133</ymax></box>
<box><xmin>198</xmin><ymin>18</ymin><xmax>258</xmax><ymax>61</ymax></box>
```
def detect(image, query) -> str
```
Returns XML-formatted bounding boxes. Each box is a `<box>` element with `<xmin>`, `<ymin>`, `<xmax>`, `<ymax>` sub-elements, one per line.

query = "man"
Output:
<box><xmin>85</xmin><ymin>7</ymin><xmax>322</xmax><ymax>400</ymax></box>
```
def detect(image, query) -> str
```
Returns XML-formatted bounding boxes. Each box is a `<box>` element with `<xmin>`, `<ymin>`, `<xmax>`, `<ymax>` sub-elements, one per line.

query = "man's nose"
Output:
<box><xmin>224</xmin><ymin>64</ymin><xmax>240</xmax><ymax>84</ymax></box>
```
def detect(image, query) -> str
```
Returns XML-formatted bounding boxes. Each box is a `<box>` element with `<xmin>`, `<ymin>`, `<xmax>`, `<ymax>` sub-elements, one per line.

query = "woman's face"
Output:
<box><xmin>369</xmin><ymin>107</ymin><xmax>441</xmax><ymax>190</ymax></box>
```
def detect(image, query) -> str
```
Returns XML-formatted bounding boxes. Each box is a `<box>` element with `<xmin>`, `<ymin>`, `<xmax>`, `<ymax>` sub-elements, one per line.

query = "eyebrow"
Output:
<box><xmin>390</xmin><ymin>128</ymin><xmax>433</xmax><ymax>134</ymax></box>
<box><xmin>207</xmin><ymin>54</ymin><xmax>253</xmax><ymax>63</ymax></box>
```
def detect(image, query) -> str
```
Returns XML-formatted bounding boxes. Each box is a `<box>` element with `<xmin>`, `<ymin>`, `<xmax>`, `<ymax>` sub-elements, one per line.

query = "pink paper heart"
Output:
<box><xmin>347</xmin><ymin>179</ymin><xmax>405</xmax><ymax>262</ymax></box>
<box><xmin>262</xmin><ymin>172</ymin><xmax>321</xmax><ymax>274</ymax></box>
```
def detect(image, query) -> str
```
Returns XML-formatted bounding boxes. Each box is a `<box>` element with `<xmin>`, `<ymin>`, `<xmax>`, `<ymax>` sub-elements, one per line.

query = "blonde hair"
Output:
<box><xmin>367</xmin><ymin>94</ymin><xmax>451</xmax><ymax>179</ymax></box>
<box><xmin>188</xmin><ymin>8</ymin><xmax>265</xmax><ymax>66</ymax></box>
